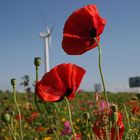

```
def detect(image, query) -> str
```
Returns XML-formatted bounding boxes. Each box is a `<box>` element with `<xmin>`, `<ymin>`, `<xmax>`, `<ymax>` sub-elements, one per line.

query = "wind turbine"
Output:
<box><xmin>39</xmin><ymin>25</ymin><xmax>54</xmax><ymax>73</ymax></box>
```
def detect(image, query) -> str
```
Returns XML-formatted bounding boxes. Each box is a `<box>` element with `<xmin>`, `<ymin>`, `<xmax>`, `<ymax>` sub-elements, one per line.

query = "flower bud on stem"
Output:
<box><xmin>11</xmin><ymin>79</ymin><xmax>23</xmax><ymax>140</ymax></box>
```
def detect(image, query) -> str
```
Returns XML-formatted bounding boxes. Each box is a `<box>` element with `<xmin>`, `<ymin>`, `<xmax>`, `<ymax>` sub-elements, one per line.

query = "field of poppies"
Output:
<box><xmin>0</xmin><ymin>91</ymin><xmax>140</xmax><ymax>140</ymax></box>
<box><xmin>1</xmin><ymin>4</ymin><xmax>140</xmax><ymax>140</ymax></box>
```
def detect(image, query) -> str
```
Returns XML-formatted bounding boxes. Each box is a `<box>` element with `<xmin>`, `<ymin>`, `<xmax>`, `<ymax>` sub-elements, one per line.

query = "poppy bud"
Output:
<box><xmin>11</xmin><ymin>79</ymin><xmax>16</xmax><ymax>88</ymax></box>
<box><xmin>34</xmin><ymin>57</ymin><xmax>41</xmax><ymax>67</ymax></box>
<box><xmin>1</xmin><ymin>113</ymin><xmax>11</xmax><ymax>122</ymax></box>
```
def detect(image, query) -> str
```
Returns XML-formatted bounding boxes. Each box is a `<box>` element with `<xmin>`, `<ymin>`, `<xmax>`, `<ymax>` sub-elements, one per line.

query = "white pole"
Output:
<box><xmin>44</xmin><ymin>37</ymin><xmax>50</xmax><ymax>73</ymax></box>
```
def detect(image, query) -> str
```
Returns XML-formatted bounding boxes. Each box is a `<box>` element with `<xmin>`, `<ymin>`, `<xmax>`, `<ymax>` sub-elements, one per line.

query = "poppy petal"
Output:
<box><xmin>63</xmin><ymin>34</ymin><xmax>100</xmax><ymax>55</ymax></box>
<box><xmin>62</xmin><ymin>4</ymin><xmax>106</xmax><ymax>55</ymax></box>
<box><xmin>35</xmin><ymin>63</ymin><xmax>86</xmax><ymax>102</ymax></box>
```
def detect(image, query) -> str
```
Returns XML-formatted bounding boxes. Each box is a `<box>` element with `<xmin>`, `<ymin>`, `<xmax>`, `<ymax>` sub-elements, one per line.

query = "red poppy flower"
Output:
<box><xmin>93</xmin><ymin>112</ymin><xmax>124</xmax><ymax>140</ymax></box>
<box><xmin>36</xmin><ymin>125</ymin><xmax>45</xmax><ymax>132</ymax></box>
<box><xmin>15</xmin><ymin>114</ymin><xmax>23</xmax><ymax>120</ymax></box>
<box><xmin>110</xmin><ymin>112</ymin><xmax>124</xmax><ymax>140</ymax></box>
<box><xmin>35</xmin><ymin>63</ymin><xmax>86</xmax><ymax>102</ymax></box>
<box><xmin>62</xmin><ymin>4</ymin><xmax>106</xmax><ymax>55</ymax></box>
<box><xmin>71</xmin><ymin>134</ymin><xmax>82</xmax><ymax>140</ymax></box>
<box><xmin>27</xmin><ymin>112</ymin><xmax>39</xmax><ymax>123</ymax></box>
<box><xmin>131</xmin><ymin>105</ymin><xmax>140</xmax><ymax>114</ymax></box>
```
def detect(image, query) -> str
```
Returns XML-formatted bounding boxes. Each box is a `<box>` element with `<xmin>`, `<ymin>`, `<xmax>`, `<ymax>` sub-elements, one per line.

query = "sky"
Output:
<box><xmin>0</xmin><ymin>0</ymin><xmax>140</xmax><ymax>92</ymax></box>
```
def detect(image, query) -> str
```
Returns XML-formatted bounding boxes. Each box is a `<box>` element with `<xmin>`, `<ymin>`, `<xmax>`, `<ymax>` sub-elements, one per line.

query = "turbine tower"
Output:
<box><xmin>39</xmin><ymin>26</ymin><xmax>52</xmax><ymax>73</ymax></box>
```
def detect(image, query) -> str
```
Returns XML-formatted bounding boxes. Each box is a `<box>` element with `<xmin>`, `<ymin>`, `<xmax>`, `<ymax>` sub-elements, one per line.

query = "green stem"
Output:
<box><xmin>6</xmin><ymin>122</ymin><xmax>17</xmax><ymax>140</ymax></box>
<box><xmin>116</xmin><ymin>122</ymin><xmax>120</xmax><ymax>140</ymax></box>
<box><xmin>36</xmin><ymin>66</ymin><xmax>39</xmax><ymax>82</ymax></box>
<box><xmin>34</xmin><ymin>66</ymin><xmax>46</xmax><ymax>120</ymax></box>
<box><xmin>51</xmin><ymin>126</ymin><xmax>60</xmax><ymax>140</ymax></box>
<box><xmin>35</xmin><ymin>66</ymin><xmax>60</xmax><ymax>140</ymax></box>
<box><xmin>65</xmin><ymin>97</ymin><xmax>76</xmax><ymax>140</ymax></box>
<box><xmin>94</xmin><ymin>37</ymin><xmax>109</xmax><ymax>107</ymax></box>
<box><xmin>13</xmin><ymin>87</ymin><xmax>23</xmax><ymax>140</ymax></box>
<box><xmin>34</xmin><ymin>66</ymin><xmax>39</xmax><ymax>110</ymax></box>
<box><xmin>124</xmin><ymin>129</ymin><xmax>132</xmax><ymax>140</ymax></box>
<box><xmin>124</xmin><ymin>129</ymin><xmax>138</xmax><ymax>140</ymax></box>
<box><xmin>123</xmin><ymin>104</ymin><xmax>132</xmax><ymax>140</ymax></box>
<box><xmin>10</xmin><ymin>114</ymin><xmax>17</xmax><ymax>139</ymax></box>
<box><xmin>123</xmin><ymin>104</ymin><xmax>131</xmax><ymax>129</ymax></box>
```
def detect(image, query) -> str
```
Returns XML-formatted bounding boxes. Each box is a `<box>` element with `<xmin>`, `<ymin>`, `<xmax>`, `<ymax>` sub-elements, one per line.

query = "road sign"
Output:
<box><xmin>129</xmin><ymin>77</ymin><xmax>140</xmax><ymax>88</ymax></box>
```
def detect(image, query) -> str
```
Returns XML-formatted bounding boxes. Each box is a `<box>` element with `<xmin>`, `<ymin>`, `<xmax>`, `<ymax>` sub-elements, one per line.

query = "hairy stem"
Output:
<box><xmin>13</xmin><ymin>87</ymin><xmax>23</xmax><ymax>140</ymax></box>
<box><xmin>94</xmin><ymin>37</ymin><xmax>109</xmax><ymax>107</ymax></box>
<box><xmin>65</xmin><ymin>97</ymin><xmax>76</xmax><ymax>140</ymax></box>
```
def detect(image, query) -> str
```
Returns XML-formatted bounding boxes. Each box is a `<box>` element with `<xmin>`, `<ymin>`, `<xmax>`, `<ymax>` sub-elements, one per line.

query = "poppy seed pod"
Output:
<box><xmin>11</xmin><ymin>79</ymin><xmax>16</xmax><ymax>88</ymax></box>
<box><xmin>34</xmin><ymin>57</ymin><xmax>41</xmax><ymax>67</ymax></box>
<box><xmin>1</xmin><ymin>113</ymin><xmax>11</xmax><ymax>123</ymax></box>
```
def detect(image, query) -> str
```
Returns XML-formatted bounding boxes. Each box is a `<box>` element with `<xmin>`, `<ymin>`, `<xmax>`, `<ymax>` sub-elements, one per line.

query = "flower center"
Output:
<box><xmin>89</xmin><ymin>28</ymin><xmax>96</xmax><ymax>37</ymax></box>
<box><xmin>58</xmin><ymin>88</ymin><xmax>73</xmax><ymax>102</ymax></box>
<box><xmin>65</xmin><ymin>88</ymin><xmax>73</xmax><ymax>97</ymax></box>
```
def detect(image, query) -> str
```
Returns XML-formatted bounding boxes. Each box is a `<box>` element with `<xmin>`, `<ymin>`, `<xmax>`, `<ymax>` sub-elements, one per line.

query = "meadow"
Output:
<box><xmin>0</xmin><ymin>91</ymin><xmax>140</xmax><ymax>140</ymax></box>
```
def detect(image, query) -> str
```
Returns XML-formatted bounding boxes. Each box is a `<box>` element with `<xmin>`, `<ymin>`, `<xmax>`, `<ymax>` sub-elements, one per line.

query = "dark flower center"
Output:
<box><xmin>65</xmin><ymin>88</ymin><xmax>73</xmax><ymax>97</ymax></box>
<box><xmin>57</xmin><ymin>88</ymin><xmax>73</xmax><ymax>102</ymax></box>
<box><xmin>89</xmin><ymin>28</ymin><xmax>96</xmax><ymax>37</ymax></box>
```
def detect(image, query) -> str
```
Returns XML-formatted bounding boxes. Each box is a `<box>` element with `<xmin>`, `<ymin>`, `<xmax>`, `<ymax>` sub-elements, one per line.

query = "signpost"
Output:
<box><xmin>129</xmin><ymin>76</ymin><xmax>140</xmax><ymax>88</ymax></box>
<box><xmin>94</xmin><ymin>83</ymin><xmax>101</xmax><ymax>92</ymax></box>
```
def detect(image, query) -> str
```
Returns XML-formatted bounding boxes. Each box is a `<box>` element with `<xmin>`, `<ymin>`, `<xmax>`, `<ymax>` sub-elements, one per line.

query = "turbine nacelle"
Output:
<box><xmin>39</xmin><ymin>31</ymin><xmax>50</xmax><ymax>38</ymax></box>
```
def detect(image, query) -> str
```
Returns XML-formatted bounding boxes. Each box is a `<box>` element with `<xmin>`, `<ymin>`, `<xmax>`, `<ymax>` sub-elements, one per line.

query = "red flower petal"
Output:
<box><xmin>93</xmin><ymin>112</ymin><xmax>124</xmax><ymax>140</ymax></box>
<box><xmin>131</xmin><ymin>105</ymin><xmax>140</xmax><ymax>114</ymax></box>
<box><xmin>62</xmin><ymin>4</ymin><xmax>106</xmax><ymax>55</ymax></box>
<box><xmin>35</xmin><ymin>63</ymin><xmax>86</xmax><ymax>102</ymax></box>
<box><xmin>111</xmin><ymin>112</ymin><xmax>124</xmax><ymax>140</ymax></box>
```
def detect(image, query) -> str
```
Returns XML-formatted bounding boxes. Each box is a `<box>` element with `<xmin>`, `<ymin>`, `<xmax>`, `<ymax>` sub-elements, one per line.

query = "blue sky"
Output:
<box><xmin>0</xmin><ymin>0</ymin><xmax>140</xmax><ymax>92</ymax></box>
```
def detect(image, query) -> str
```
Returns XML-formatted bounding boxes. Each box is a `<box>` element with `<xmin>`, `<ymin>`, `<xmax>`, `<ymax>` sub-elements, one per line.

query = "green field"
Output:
<box><xmin>0</xmin><ymin>91</ymin><xmax>140</xmax><ymax>140</ymax></box>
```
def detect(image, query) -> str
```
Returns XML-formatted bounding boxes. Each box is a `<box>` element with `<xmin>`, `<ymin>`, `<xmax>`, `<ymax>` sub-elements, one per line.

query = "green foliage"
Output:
<box><xmin>0</xmin><ymin>91</ymin><xmax>140</xmax><ymax>140</ymax></box>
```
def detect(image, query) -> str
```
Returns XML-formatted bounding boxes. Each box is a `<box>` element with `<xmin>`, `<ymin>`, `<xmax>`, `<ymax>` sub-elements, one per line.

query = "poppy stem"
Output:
<box><xmin>5</xmin><ymin>122</ymin><xmax>17</xmax><ymax>140</ymax></box>
<box><xmin>34</xmin><ymin>62</ymin><xmax>60</xmax><ymax>140</ymax></box>
<box><xmin>35</xmin><ymin>66</ymin><xmax>39</xmax><ymax>108</ymax></box>
<box><xmin>12</xmin><ymin>84</ymin><xmax>23</xmax><ymax>140</ymax></box>
<box><xmin>34</xmin><ymin>66</ymin><xmax>40</xmax><ymax>112</ymax></box>
<box><xmin>64</xmin><ymin>97</ymin><xmax>76</xmax><ymax>140</ymax></box>
<box><xmin>115</xmin><ymin>122</ymin><xmax>120</xmax><ymax>140</ymax></box>
<box><xmin>35</xmin><ymin>66</ymin><xmax>39</xmax><ymax>82</ymax></box>
<box><xmin>34</xmin><ymin>66</ymin><xmax>47</xmax><ymax>120</ymax></box>
<box><xmin>34</xmin><ymin>57</ymin><xmax>45</xmax><ymax>119</ymax></box>
<box><xmin>123</xmin><ymin>104</ymin><xmax>132</xmax><ymax>140</ymax></box>
<box><xmin>94</xmin><ymin>37</ymin><xmax>109</xmax><ymax>108</ymax></box>
<box><xmin>51</xmin><ymin>126</ymin><xmax>60</xmax><ymax>140</ymax></box>
<box><xmin>123</xmin><ymin>104</ymin><xmax>131</xmax><ymax>129</ymax></box>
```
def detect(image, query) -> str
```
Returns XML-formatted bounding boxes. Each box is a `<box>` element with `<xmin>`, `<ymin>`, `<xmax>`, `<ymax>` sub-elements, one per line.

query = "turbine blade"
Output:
<box><xmin>50</xmin><ymin>23</ymin><xmax>55</xmax><ymax>34</ymax></box>
<box><xmin>41</xmin><ymin>11</ymin><xmax>48</xmax><ymax>31</ymax></box>
<box><xmin>46</xmin><ymin>26</ymin><xmax>50</xmax><ymax>35</ymax></box>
